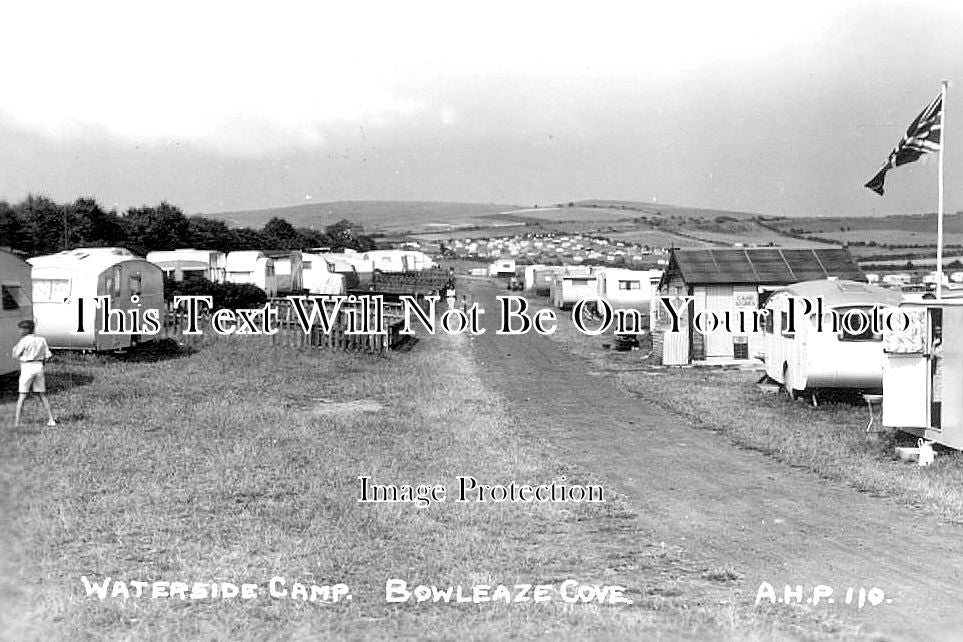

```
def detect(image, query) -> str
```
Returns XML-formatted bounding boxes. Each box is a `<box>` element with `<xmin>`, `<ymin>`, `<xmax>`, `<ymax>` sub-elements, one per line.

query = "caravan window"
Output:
<box><xmin>183</xmin><ymin>270</ymin><xmax>205</xmax><ymax>283</ymax></box>
<box><xmin>106</xmin><ymin>267</ymin><xmax>122</xmax><ymax>297</ymax></box>
<box><xmin>302</xmin><ymin>261</ymin><xmax>312</xmax><ymax>270</ymax></box>
<box><xmin>129</xmin><ymin>274</ymin><xmax>143</xmax><ymax>295</ymax></box>
<box><xmin>2</xmin><ymin>285</ymin><xmax>22</xmax><ymax>310</ymax></box>
<box><xmin>837</xmin><ymin>307</ymin><xmax>879</xmax><ymax>342</ymax></box>
<box><xmin>33</xmin><ymin>279</ymin><xmax>71</xmax><ymax>302</ymax></box>
<box><xmin>780</xmin><ymin>310</ymin><xmax>794</xmax><ymax>338</ymax></box>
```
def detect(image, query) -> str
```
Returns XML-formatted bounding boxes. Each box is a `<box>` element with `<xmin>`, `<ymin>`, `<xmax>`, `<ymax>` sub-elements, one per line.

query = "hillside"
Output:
<box><xmin>570</xmin><ymin>198</ymin><xmax>760</xmax><ymax>221</ymax></box>
<box><xmin>202</xmin><ymin>199</ymin><xmax>765</xmax><ymax>235</ymax></box>
<box><xmin>203</xmin><ymin>198</ymin><xmax>955</xmax><ymax>269</ymax></box>
<box><xmin>203</xmin><ymin>200</ymin><xmax>523</xmax><ymax>233</ymax></box>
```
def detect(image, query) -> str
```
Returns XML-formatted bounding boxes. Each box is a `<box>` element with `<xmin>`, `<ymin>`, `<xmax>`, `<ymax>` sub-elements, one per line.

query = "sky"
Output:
<box><xmin>3</xmin><ymin>0</ymin><xmax>963</xmax><ymax>218</ymax></box>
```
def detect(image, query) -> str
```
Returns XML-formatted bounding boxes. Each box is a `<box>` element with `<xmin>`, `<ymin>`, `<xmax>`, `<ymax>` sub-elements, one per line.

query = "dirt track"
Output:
<box><xmin>463</xmin><ymin>279</ymin><xmax>963</xmax><ymax>640</ymax></box>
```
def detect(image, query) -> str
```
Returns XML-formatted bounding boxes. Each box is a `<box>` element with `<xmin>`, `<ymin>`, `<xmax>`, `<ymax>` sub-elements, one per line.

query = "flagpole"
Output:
<box><xmin>937</xmin><ymin>79</ymin><xmax>948</xmax><ymax>299</ymax></box>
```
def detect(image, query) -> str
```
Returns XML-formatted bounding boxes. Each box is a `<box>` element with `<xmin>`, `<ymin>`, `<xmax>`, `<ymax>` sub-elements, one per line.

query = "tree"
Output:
<box><xmin>0</xmin><ymin>201</ymin><xmax>25</xmax><ymax>251</ymax></box>
<box><xmin>17</xmin><ymin>194</ymin><xmax>66</xmax><ymax>255</ymax></box>
<box><xmin>262</xmin><ymin>217</ymin><xmax>300</xmax><ymax>249</ymax></box>
<box><xmin>122</xmin><ymin>202</ymin><xmax>191</xmax><ymax>254</ymax></box>
<box><xmin>230</xmin><ymin>227</ymin><xmax>268</xmax><ymax>250</ymax></box>
<box><xmin>187</xmin><ymin>216</ymin><xmax>235</xmax><ymax>252</ymax></box>
<box><xmin>70</xmin><ymin>197</ymin><xmax>125</xmax><ymax>248</ymax></box>
<box><xmin>323</xmin><ymin>219</ymin><xmax>374</xmax><ymax>251</ymax></box>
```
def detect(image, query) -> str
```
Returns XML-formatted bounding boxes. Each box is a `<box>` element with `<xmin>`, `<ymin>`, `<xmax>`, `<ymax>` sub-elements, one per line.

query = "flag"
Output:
<box><xmin>865</xmin><ymin>92</ymin><xmax>943</xmax><ymax>195</ymax></box>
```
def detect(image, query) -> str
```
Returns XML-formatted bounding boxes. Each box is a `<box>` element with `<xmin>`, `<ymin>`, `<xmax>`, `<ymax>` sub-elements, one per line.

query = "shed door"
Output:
<box><xmin>703</xmin><ymin>286</ymin><xmax>734</xmax><ymax>359</ymax></box>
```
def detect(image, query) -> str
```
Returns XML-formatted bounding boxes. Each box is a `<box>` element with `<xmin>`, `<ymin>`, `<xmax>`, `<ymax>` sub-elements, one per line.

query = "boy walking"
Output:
<box><xmin>12</xmin><ymin>320</ymin><xmax>57</xmax><ymax>427</ymax></box>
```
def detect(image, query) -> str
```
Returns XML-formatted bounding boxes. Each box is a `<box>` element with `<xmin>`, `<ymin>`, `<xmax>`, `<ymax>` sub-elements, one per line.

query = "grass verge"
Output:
<box><xmin>0</xmin><ymin>333</ymin><xmax>870</xmax><ymax>640</ymax></box>
<box><xmin>544</xmin><ymin>302</ymin><xmax>963</xmax><ymax>524</ymax></box>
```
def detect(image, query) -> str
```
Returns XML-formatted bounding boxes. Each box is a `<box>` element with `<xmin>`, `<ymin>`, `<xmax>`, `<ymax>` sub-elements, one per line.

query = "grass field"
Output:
<box><xmin>0</xmin><ymin>333</ymin><xmax>869</xmax><ymax>640</ymax></box>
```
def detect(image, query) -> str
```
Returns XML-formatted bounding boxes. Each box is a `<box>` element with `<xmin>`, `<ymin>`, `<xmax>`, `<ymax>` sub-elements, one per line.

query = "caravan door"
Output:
<box><xmin>882</xmin><ymin>307</ymin><xmax>928</xmax><ymax>427</ymax></box>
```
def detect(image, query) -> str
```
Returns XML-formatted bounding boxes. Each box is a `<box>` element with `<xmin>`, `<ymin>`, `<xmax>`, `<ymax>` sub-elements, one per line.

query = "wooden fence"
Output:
<box><xmin>366</xmin><ymin>268</ymin><xmax>452</xmax><ymax>295</ymax></box>
<box><xmin>270</xmin><ymin>297</ymin><xmax>411</xmax><ymax>356</ymax></box>
<box><xmin>160</xmin><ymin>296</ymin><xmax>428</xmax><ymax>357</ymax></box>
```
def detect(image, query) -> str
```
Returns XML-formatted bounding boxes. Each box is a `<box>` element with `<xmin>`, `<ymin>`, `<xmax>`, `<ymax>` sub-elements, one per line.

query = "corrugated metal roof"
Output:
<box><xmin>665</xmin><ymin>248</ymin><xmax>864</xmax><ymax>286</ymax></box>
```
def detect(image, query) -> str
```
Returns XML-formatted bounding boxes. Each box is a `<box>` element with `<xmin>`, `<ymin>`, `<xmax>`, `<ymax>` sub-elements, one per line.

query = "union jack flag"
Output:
<box><xmin>865</xmin><ymin>92</ymin><xmax>943</xmax><ymax>195</ymax></box>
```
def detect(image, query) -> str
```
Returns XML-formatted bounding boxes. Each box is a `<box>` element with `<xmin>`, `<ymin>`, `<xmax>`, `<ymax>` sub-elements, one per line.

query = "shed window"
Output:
<box><xmin>618</xmin><ymin>280</ymin><xmax>641</xmax><ymax>290</ymax></box>
<box><xmin>2</xmin><ymin>285</ymin><xmax>22</xmax><ymax>310</ymax></box>
<box><xmin>302</xmin><ymin>261</ymin><xmax>312</xmax><ymax>270</ymax></box>
<box><xmin>33</xmin><ymin>279</ymin><xmax>71</xmax><ymax>302</ymax></box>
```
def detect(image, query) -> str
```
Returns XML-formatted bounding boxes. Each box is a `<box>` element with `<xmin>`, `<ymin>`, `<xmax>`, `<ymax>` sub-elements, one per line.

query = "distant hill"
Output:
<box><xmin>570</xmin><ymin>199</ymin><xmax>760</xmax><ymax>221</ymax></box>
<box><xmin>203</xmin><ymin>200</ymin><xmax>524</xmax><ymax>233</ymax></box>
<box><xmin>203</xmin><ymin>198</ymin><xmax>766</xmax><ymax>235</ymax></box>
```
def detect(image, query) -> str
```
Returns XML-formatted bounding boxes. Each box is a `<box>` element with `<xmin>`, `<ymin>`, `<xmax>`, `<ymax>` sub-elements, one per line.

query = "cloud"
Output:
<box><xmin>2</xmin><ymin>0</ymin><xmax>953</xmax><ymax>155</ymax></box>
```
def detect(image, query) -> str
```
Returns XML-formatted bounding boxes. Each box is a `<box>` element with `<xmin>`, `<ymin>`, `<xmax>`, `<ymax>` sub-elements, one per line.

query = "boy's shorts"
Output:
<box><xmin>19</xmin><ymin>362</ymin><xmax>46</xmax><ymax>393</ymax></box>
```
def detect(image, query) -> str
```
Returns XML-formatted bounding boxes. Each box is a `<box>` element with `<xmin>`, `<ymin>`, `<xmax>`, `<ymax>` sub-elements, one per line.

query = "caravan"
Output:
<box><xmin>883</xmin><ymin>298</ymin><xmax>963</xmax><ymax>449</ymax></box>
<box><xmin>146</xmin><ymin>249</ymin><xmax>226</xmax><ymax>283</ymax></box>
<box><xmin>264</xmin><ymin>250</ymin><xmax>304</xmax><ymax>294</ymax></box>
<box><xmin>225</xmin><ymin>251</ymin><xmax>278</xmax><ymax>297</ymax></box>
<box><xmin>764</xmin><ymin>279</ymin><xmax>902</xmax><ymax>397</ymax></box>
<box><xmin>595</xmin><ymin>268</ymin><xmax>662</xmax><ymax>311</ymax></box>
<box><xmin>301</xmin><ymin>253</ymin><xmax>347</xmax><ymax>295</ymax></box>
<box><xmin>0</xmin><ymin>249</ymin><xmax>34</xmax><ymax>374</ymax></box>
<box><xmin>550</xmin><ymin>268</ymin><xmax>597</xmax><ymax>310</ymax></box>
<box><xmin>29</xmin><ymin>247</ymin><xmax>165</xmax><ymax>351</ymax></box>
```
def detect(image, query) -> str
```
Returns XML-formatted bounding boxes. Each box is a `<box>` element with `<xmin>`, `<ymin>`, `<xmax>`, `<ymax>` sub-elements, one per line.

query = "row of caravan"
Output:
<box><xmin>147</xmin><ymin>249</ymin><xmax>342</xmax><ymax>298</ymax></box>
<box><xmin>147</xmin><ymin>248</ymin><xmax>436</xmax><ymax>297</ymax></box>
<box><xmin>0</xmin><ymin>246</ymin><xmax>437</xmax><ymax>362</ymax></box>
<box><xmin>516</xmin><ymin>264</ymin><xmax>664</xmax><ymax>314</ymax></box>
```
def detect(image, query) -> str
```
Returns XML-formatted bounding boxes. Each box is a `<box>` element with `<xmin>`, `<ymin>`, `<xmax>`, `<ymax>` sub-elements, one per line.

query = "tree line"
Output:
<box><xmin>0</xmin><ymin>195</ymin><xmax>376</xmax><ymax>257</ymax></box>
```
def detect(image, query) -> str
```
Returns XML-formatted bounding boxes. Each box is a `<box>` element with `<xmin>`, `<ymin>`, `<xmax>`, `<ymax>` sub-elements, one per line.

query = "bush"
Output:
<box><xmin>164</xmin><ymin>276</ymin><xmax>268</xmax><ymax>310</ymax></box>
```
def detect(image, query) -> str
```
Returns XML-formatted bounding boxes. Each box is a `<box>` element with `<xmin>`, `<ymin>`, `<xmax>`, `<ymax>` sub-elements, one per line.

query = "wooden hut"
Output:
<box><xmin>654</xmin><ymin>247</ymin><xmax>864</xmax><ymax>365</ymax></box>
